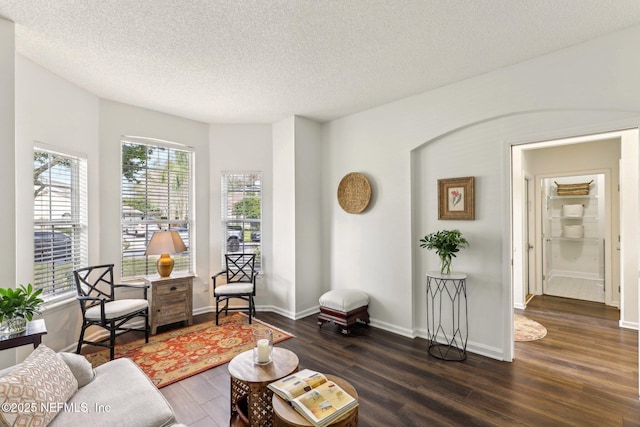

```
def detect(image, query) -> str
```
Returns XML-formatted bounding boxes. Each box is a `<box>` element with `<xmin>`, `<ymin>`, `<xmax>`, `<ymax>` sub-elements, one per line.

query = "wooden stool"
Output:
<box><xmin>318</xmin><ymin>289</ymin><xmax>369</xmax><ymax>334</ymax></box>
<box><xmin>272</xmin><ymin>375</ymin><xmax>358</xmax><ymax>427</ymax></box>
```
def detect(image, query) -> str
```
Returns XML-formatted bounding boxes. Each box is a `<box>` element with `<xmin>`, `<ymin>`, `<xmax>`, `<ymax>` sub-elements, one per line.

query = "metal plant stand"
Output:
<box><xmin>426</xmin><ymin>272</ymin><xmax>468</xmax><ymax>361</ymax></box>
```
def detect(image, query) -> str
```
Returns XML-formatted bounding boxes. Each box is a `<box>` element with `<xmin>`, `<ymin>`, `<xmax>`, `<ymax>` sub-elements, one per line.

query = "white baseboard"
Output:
<box><xmin>369</xmin><ymin>319</ymin><xmax>414</xmax><ymax>338</ymax></box>
<box><xmin>620</xmin><ymin>320</ymin><xmax>639</xmax><ymax>330</ymax></box>
<box><xmin>257</xmin><ymin>305</ymin><xmax>295</xmax><ymax>319</ymax></box>
<box><xmin>412</xmin><ymin>328</ymin><xmax>505</xmax><ymax>361</ymax></box>
<box><xmin>295</xmin><ymin>305</ymin><xmax>320</xmax><ymax>320</ymax></box>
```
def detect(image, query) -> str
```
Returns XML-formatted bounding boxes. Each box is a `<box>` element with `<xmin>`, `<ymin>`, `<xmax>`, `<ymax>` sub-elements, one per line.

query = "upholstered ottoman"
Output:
<box><xmin>318</xmin><ymin>289</ymin><xmax>370</xmax><ymax>334</ymax></box>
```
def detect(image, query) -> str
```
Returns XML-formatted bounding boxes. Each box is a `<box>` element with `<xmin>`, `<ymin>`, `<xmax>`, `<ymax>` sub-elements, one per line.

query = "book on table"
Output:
<box><xmin>268</xmin><ymin>369</ymin><xmax>358</xmax><ymax>426</ymax></box>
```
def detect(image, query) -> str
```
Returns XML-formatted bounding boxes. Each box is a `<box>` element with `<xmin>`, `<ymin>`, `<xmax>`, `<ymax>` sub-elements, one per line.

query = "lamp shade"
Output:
<box><xmin>145</xmin><ymin>231</ymin><xmax>187</xmax><ymax>255</ymax></box>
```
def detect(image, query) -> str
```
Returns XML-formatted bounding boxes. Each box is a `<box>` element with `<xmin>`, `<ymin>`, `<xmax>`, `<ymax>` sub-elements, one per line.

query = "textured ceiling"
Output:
<box><xmin>2</xmin><ymin>1</ymin><xmax>640</xmax><ymax>124</ymax></box>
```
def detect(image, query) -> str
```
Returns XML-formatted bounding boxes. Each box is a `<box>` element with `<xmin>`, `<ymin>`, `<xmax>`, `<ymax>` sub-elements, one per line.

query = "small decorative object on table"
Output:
<box><xmin>253</xmin><ymin>328</ymin><xmax>273</xmax><ymax>365</ymax></box>
<box><xmin>144</xmin><ymin>230</ymin><xmax>188</xmax><ymax>277</ymax></box>
<box><xmin>0</xmin><ymin>284</ymin><xmax>44</xmax><ymax>335</ymax></box>
<box><xmin>419</xmin><ymin>229</ymin><xmax>469</xmax><ymax>274</ymax></box>
<box><xmin>269</xmin><ymin>369</ymin><xmax>358</xmax><ymax>427</ymax></box>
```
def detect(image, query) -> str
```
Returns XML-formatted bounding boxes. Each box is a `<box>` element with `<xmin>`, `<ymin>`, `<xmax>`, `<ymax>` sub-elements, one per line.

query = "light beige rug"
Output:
<box><xmin>514</xmin><ymin>314</ymin><xmax>547</xmax><ymax>342</ymax></box>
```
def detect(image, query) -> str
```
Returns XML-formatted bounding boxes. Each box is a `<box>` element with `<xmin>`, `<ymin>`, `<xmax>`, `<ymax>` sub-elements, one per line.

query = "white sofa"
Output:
<box><xmin>0</xmin><ymin>344</ymin><xmax>185</xmax><ymax>427</ymax></box>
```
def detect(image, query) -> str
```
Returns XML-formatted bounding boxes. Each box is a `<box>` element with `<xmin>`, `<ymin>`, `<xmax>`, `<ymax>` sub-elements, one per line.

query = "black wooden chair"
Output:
<box><xmin>212</xmin><ymin>254</ymin><xmax>257</xmax><ymax>325</ymax></box>
<box><xmin>74</xmin><ymin>264</ymin><xmax>149</xmax><ymax>360</ymax></box>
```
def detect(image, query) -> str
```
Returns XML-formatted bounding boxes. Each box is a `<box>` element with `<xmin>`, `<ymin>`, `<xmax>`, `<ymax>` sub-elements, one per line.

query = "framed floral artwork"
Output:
<box><xmin>438</xmin><ymin>176</ymin><xmax>475</xmax><ymax>220</ymax></box>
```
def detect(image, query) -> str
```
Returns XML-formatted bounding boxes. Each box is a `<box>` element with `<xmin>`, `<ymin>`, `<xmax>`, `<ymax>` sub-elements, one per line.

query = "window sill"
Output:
<box><xmin>42</xmin><ymin>295</ymin><xmax>77</xmax><ymax>313</ymax></box>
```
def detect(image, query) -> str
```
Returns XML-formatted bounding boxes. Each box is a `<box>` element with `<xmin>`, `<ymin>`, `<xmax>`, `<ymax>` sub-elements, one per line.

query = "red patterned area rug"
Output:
<box><xmin>514</xmin><ymin>314</ymin><xmax>547</xmax><ymax>342</ymax></box>
<box><xmin>83</xmin><ymin>313</ymin><xmax>293</xmax><ymax>388</ymax></box>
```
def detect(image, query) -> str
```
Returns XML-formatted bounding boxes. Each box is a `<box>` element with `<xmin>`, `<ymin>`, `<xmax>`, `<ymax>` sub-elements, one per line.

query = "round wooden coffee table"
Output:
<box><xmin>272</xmin><ymin>375</ymin><xmax>358</xmax><ymax>427</ymax></box>
<box><xmin>228</xmin><ymin>347</ymin><xmax>299</xmax><ymax>427</ymax></box>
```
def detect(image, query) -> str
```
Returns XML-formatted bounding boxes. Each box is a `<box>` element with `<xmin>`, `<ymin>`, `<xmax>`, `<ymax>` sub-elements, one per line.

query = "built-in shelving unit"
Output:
<box><xmin>543</xmin><ymin>175</ymin><xmax>605</xmax><ymax>303</ymax></box>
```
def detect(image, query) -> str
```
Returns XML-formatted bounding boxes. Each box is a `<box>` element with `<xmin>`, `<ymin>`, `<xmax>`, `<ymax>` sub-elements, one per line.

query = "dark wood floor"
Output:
<box><xmin>99</xmin><ymin>295</ymin><xmax>640</xmax><ymax>426</ymax></box>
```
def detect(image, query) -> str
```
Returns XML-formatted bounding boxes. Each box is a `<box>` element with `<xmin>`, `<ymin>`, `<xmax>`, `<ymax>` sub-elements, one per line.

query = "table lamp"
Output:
<box><xmin>145</xmin><ymin>231</ymin><xmax>187</xmax><ymax>277</ymax></box>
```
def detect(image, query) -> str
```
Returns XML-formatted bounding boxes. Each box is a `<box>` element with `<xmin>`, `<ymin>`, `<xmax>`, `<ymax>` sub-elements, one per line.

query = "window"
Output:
<box><xmin>121</xmin><ymin>138</ymin><xmax>193</xmax><ymax>278</ymax></box>
<box><xmin>33</xmin><ymin>147</ymin><xmax>88</xmax><ymax>301</ymax></box>
<box><xmin>221</xmin><ymin>172</ymin><xmax>262</xmax><ymax>271</ymax></box>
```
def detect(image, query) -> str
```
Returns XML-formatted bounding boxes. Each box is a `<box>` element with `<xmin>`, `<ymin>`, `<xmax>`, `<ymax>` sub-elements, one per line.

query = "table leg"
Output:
<box><xmin>231</xmin><ymin>377</ymin><xmax>250</xmax><ymax>423</ymax></box>
<box><xmin>247</xmin><ymin>383</ymin><xmax>275</xmax><ymax>427</ymax></box>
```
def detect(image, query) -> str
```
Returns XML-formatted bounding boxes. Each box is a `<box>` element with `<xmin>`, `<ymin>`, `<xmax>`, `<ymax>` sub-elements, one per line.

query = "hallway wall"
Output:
<box><xmin>323</xmin><ymin>23</ymin><xmax>640</xmax><ymax>361</ymax></box>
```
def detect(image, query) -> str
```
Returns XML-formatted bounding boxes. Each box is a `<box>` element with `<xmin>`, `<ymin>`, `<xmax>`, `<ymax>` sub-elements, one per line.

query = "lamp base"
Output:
<box><xmin>156</xmin><ymin>253</ymin><xmax>174</xmax><ymax>277</ymax></box>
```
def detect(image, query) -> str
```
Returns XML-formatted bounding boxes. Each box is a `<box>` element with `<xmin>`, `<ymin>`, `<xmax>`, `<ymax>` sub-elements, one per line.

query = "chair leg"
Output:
<box><xmin>109</xmin><ymin>322</ymin><xmax>116</xmax><ymax>361</ymax></box>
<box><xmin>144</xmin><ymin>311</ymin><xmax>149</xmax><ymax>343</ymax></box>
<box><xmin>215</xmin><ymin>297</ymin><xmax>219</xmax><ymax>325</ymax></box>
<box><xmin>76</xmin><ymin>324</ymin><xmax>87</xmax><ymax>354</ymax></box>
<box><xmin>248</xmin><ymin>296</ymin><xmax>253</xmax><ymax>324</ymax></box>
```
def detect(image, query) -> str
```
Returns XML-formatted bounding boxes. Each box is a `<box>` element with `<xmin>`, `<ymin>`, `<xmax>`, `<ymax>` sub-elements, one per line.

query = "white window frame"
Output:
<box><xmin>120</xmin><ymin>137</ymin><xmax>194</xmax><ymax>279</ymax></box>
<box><xmin>33</xmin><ymin>145</ymin><xmax>88</xmax><ymax>302</ymax></box>
<box><xmin>221</xmin><ymin>171</ymin><xmax>262</xmax><ymax>271</ymax></box>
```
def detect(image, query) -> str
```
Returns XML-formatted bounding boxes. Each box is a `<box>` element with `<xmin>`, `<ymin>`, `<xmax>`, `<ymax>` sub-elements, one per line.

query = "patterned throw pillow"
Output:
<box><xmin>0</xmin><ymin>344</ymin><xmax>78</xmax><ymax>427</ymax></box>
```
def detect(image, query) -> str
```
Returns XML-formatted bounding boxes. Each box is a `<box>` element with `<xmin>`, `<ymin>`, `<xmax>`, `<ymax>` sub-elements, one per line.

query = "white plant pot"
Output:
<box><xmin>562</xmin><ymin>204</ymin><xmax>584</xmax><ymax>217</ymax></box>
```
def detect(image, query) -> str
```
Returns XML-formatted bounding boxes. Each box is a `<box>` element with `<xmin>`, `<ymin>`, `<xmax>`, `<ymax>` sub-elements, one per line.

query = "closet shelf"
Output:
<box><xmin>548</xmin><ymin>216</ymin><xmax>598</xmax><ymax>221</ymax></box>
<box><xmin>548</xmin><ymin>195</ymin><xmax>597</xmax><ymax>200</ymax></box>
<box><xmin>546</xmin><ymin>237</ymin><xmax>601</xmax><ymax>243</ymax></box>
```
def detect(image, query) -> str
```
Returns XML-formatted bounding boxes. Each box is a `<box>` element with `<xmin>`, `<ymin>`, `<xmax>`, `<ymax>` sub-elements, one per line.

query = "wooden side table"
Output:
<box><xmin>272</xmin><ymin>375</ymin><xmax>359</xmax><ymax>427</ymax></box>
<box><xmin>146</xmin><ymin>274</ymin><xmax>194</xmax><ymax>334</ymax></box>
<box><xmin>0</xmin><ymin>319</ymin><xmax>47</xmax><ymax>350</ymax></box>
<box><xmin>228</xmin><ymin>347</ymin><xmax>299</xmax><ymax>427</ymax></box>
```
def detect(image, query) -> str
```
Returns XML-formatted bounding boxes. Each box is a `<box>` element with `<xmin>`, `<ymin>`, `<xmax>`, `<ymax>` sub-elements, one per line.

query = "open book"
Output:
<box><xmin>268</xmin><ymin>369</ymin><xmax>358</xmax><ymax>427</ymax></box>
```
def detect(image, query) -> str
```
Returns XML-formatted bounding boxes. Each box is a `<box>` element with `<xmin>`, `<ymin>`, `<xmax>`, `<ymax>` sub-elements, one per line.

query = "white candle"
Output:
<box><xmin>257</xmin><ymin>338</ymin><xmax>270</xmax><ymax>363</ymax></box>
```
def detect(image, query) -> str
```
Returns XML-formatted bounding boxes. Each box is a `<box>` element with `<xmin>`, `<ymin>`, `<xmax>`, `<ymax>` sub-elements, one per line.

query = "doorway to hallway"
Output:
<box><xmin>511</xmin><ymin>129</ymin><xmax>639</xmax><ymax>317</ymax></box>
<box><xmin>541</xmin><ymin>173</ymin><xmax>606</xmax><ymax>304</ymax></box>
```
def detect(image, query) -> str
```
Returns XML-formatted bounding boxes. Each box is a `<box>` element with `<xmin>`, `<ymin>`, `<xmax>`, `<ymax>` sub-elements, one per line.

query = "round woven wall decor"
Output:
<box><xmin>337</xmin><ymin>172</ymin><xmax>371</xmax><ymax>213</ymax></box>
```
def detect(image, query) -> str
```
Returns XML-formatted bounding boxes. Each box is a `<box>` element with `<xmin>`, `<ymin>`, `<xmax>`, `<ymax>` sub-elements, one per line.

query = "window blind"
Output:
<box><xmin>221</xmin><ymin>171</ymin><xmax>262</xmax><ymax>271</ymax></box>
<box><xmin>121</xmin><ymin>139</ymin><xmax>193</xmax><ymax>278</ymax></box>
<box><xmin>33</xmin><ymin>148</ymin><xmax>88</xmax><ymax>300</ymax></box>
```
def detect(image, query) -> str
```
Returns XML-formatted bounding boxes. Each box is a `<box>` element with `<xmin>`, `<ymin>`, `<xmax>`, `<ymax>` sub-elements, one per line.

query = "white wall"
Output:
<box><xmin>14</xmin><ymin>56</ymin><xmax>100</xmax><ymax>360</ymax></box>
<box><xmin>271</xmin><ymin>116</ymin><xmax>323</xmax><ymax>318</ymax></box>
<box><xmin>294</xmin><ymin>117</ymin><xmax>323</xmax><ymax>315</ymax></box>
<box><xmin>0</xmin><ymin>18</ymin><xmax>15</xmax><ymax>290</ymax></box>
<box><xmin>0</xmin><ymin>17</ymin><xmax>16</xmax><ymax>367</ymax></box>
<box><xmin>272</xmin><ymin>117</ymin><xmax>297</xmax><ymax>316</ymax></box>
<box><xmin>209</xmin><ymin>124</ymin><xmax>272</xmax><ymax>309</ymax></box>
<box><xmin>322</xmin><ymin>24</ymin><xmax>640</xmax><ymax>360</ymax></box>
<box><xmin>99</xmin><ymin>100</ymin><xmax>210</xmax><ymax>309</ymax></box>
<box><xmin>619</xmin><ymin>134</ymin><xmax>640</xmax><ymax>330</ymax></box>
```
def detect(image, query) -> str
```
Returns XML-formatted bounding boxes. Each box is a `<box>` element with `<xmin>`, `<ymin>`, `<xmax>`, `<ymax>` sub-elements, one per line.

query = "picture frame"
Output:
<box><xmin>438</xmin><ymin>176</ymin><xmax>475</xmax><ymax>220</ymax></box>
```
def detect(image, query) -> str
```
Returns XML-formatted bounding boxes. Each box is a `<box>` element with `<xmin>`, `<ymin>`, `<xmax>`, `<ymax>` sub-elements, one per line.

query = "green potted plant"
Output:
<box><xmin>419</xmin><ymin>229</ymin><xmax>469</xmax><ymax>274</ymax></box>
<box><xmin>0</xmin><ymin>284</ymin><xmax>44</xmax><ymax>334</ymax></box>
